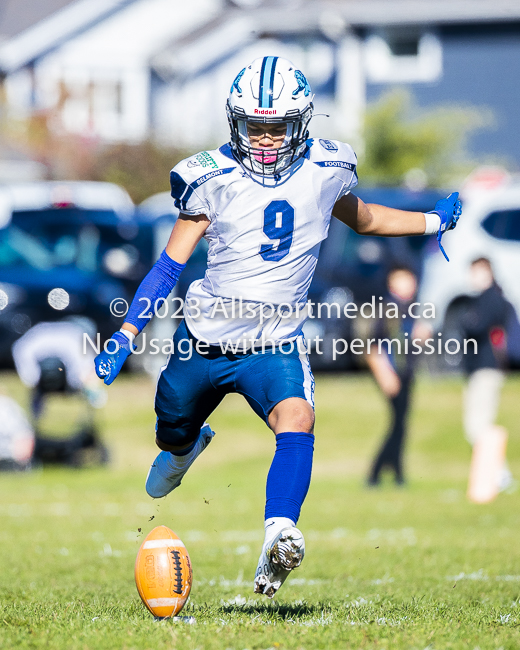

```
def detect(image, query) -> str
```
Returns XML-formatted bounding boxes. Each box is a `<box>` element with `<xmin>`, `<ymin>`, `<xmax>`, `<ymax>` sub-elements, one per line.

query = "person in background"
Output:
<box><xmin>11</xmin><ymin>319</ymin><xmax>108</xmax><ymax>466</ymax></box>
<box><xmin>366</xmin><ymin>266</ymin><xmax>419</xmax><ymax>486</ymax></box>
<box><xmin>12</xmin><ymin>319</ymin><xmax>105</xmax><ymax>418</ymax></box>
<box><xmin>0</xmin><ymin>390</ymin><xmax>35</xmax><ymax>471</ymax></box>
<box><xmin>461</xmin><ymin>257</ymin><xmax>515</xmax><ymax>492</ymax></box>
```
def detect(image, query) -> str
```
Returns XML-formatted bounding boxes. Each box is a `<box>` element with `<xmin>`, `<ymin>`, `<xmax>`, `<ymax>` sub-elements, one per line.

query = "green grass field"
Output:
<box><xmin>1</xmin><ymin>370</ymin><xmax>520</xmax><ymax>650</ymax></box>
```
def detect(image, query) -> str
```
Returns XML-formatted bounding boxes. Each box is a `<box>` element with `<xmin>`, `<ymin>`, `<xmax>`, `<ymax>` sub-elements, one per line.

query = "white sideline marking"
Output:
<box><xmin>143</xmin><ymin>539</ymin><xmax>185</xmax><ymax>549</ymax></box>
<box><xmin>147</xmin><ymin>597</ymin><xmax>181</xmax><ymax>607</ymax></box>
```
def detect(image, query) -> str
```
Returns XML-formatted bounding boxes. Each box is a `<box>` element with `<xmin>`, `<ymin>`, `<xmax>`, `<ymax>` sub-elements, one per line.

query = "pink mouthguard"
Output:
<box><xmin>253</xmin><ymin>151</ymin><xmax>278</xmax><ymax>164</ymax></box>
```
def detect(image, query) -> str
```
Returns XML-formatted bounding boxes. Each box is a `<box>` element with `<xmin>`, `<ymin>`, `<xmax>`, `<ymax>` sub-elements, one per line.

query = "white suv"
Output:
<box><xmin>420</xmin><ymin>180</ymin><xmax>520</xmax><ymax>328</ymax></box>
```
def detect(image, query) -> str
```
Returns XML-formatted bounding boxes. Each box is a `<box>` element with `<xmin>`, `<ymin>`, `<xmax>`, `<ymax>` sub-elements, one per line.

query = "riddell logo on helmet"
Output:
<box><xmin>254</xmin><ymin>109</ymin><xmax>277</xmax><ymax>115</ymax></box>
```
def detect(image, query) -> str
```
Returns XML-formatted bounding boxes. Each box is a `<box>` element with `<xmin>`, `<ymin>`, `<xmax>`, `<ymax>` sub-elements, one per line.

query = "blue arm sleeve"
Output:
<box><xmin>124</xmin><ymin>250</ymin><xmax>186</xmax><ymax>333</ymax></box>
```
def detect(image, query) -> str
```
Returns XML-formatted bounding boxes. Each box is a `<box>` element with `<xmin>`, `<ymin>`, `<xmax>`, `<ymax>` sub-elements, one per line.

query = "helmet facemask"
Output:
<box><xmin>227</xmin><ymin>102</ymin><xmax>313</xmax><ymax>175</ymax></box>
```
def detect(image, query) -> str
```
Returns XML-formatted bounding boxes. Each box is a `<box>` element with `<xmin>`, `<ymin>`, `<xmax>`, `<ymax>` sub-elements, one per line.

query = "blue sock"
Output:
<box><xmin>265</xmin><ymin>431</ymin><xmax>314</xmax><ymax>524</ymax></box>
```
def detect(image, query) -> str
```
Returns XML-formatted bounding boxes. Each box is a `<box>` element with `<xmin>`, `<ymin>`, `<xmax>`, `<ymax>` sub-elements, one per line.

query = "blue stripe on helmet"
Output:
<box><xmin>259</xmin><ymin>57</ymin><xmax>268</xmax><ymax>107</ymax></box>
<box><xmin>259</xmin><ymin>56</ymin><xmax>278</xmax><ymax>108</ymax></box>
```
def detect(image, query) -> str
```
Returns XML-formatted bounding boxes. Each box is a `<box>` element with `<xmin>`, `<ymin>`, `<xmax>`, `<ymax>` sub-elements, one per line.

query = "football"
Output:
<box><xmin>134</xmin><ymin>525</ymin><xmax>192</xmax><ymax>618</ymax></box>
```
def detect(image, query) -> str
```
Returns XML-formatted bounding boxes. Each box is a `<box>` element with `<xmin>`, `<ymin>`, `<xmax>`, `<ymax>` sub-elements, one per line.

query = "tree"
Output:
<box><xmin>88</xmin><ymin>141</ymin><xmax>188</xmax><ymax>205</ymax></box>
<box><xmin>358</xmin><ymin>89</ymin><xmax>492</xmax><ymax>188</ymax></box>
<box><xmin>0</xmin><ymin>109</ymin><xmax>188</xmax><ymax>204</ymax></box>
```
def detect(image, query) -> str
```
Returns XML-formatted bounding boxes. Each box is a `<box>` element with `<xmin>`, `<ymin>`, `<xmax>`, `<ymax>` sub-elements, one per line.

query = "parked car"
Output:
<box><xmin>420</xmin><ymin>180</ymin><xmax>520</xmax><ymax>327</ymax></box>
<box><xmin>0</xmin><ymin>181</ymin><xmax>154</xmax><ymax>366</ymax></box>
<box><xmin>420</xmin><ymin>177</ymin><xmax>520</xmax><ymax>369</ymax></box>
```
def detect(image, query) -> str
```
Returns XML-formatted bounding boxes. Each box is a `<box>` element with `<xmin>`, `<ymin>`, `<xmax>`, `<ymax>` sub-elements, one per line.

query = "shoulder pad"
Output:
<box><xmin>170</xmin><ymin>147</ymin><xmax>238</xmax><ymax>212</ymax></box>
<box><xmin>306</xmin><ymin>138</ymin><xmax>357</xmax><ymax>172</ymax></box>
<box><xmin>172</xmin><ymin>147</ymin><xmax>237</xmax><ymax>181</ymax></box>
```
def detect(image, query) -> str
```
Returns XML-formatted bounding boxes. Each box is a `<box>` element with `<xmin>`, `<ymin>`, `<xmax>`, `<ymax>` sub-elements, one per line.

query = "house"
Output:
<box><xmin>0</xmin><ymin>0</ymin><xmax>222</xmax><ymax>143</ymax></box>
<box><xmin>1</xmin><ymin>0</ymin><xmax>520</xmax><ymax>168</ymax></box>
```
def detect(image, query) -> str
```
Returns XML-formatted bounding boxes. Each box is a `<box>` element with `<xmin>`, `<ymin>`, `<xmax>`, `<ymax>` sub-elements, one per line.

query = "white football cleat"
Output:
<box><xmin>145</xmin><ymin>424</ymin><xmax>215</xmax><ymax>498</ymax></box>
<box><xmin>254</xmin><ymin>527</ymin><xmax>305</xmax><ymax>599</ymax></box>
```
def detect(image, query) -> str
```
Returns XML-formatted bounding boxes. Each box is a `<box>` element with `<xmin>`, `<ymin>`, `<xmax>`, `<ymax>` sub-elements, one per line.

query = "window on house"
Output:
<box><xmin>89</xmin><ymin>81</ymin><xmax>123</xmax><ymax>116</ymax></box>
<box><xmin>388</xmin><ymin>35</ymin><xmax>420</xmax><ymax>57</ymax></box>
<box><xmin>59</xmin><ymin>78</ymin><xmax>123</xmax><ymax>135</ymax></box>
<box><xmin>364</xmin><ymin>28</ymin><xmax>442</xmax><ymax>83</ymax></box>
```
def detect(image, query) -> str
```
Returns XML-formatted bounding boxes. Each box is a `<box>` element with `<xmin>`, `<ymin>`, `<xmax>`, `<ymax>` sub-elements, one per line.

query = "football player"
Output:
<box><xmin>95</xmin><ymin>56</ymin><xmax>461</xmax><ymax>598</ymax></box>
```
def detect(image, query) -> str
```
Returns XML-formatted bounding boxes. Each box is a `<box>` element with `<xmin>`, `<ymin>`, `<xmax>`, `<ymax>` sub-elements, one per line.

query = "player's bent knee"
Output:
<box><xmin>155</xmin><ymin>419</ymin><xmax>200</xmax><ymax>451</ymax></box>
<box><xmin>288</xmin><ymin>404</ymin><xmax>314</xmax><ymax>433</ymax></box>
<box><xmin>269</xmin><ymin>398</ymin><xmax>315</xmax><ymax>434</ymax></box>
<box><xmin>293</xmin><ymin>407</ymin><xmax>315</xmax><ymax>433</ymax></box>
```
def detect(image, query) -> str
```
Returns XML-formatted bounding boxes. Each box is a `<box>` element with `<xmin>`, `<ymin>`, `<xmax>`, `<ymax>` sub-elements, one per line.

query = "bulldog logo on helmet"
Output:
<box><xmin>292</xmin><ymin>70</ymin><xmax>311</xmax><ymax>98</ymax></box>
<box><xmin>230</xmin><ymin>68</ymin><xmax>245</xmax><ymax>97</ymax></box>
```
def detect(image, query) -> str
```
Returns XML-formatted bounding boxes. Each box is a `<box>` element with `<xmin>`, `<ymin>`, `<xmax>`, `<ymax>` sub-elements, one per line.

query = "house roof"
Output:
<box><xmin>152</xmin><ymin>9</ymin><xmax>254</xmax><ymax>81</ymax></box>
<box><xmin>152</xmin><ymin>0</ymin><xmax>520</xmax><ymax>79</ymax></box>
<box><xmin>0</xmin><ymin>0</ymin><xmax>74</xmax><ymax>39</ymax></box>
<box><xmin>326</xmin><ymin>0</ymin><xmax>520</xmax><ymax>26</ymax></box>
<box><xmin>0</xmin><ymin>0</ymin><xmax>138</xmax><ymax>73</ymax></box>
<box><xmin>2</xmin><ymin>0</ymin><xmax>519</xmax><ymax>77</ymax></box>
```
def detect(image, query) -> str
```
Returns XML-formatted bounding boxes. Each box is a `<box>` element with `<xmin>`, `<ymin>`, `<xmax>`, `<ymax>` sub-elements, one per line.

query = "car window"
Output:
<box><xmin>0</xmin><ymin>208</ymin><xmax>152</xmax><ymax>277</ymax></box>
<box><xmin>482</xmin><ymin>209</ymin><xmax>520</xmax><ymax>241</ymax></box>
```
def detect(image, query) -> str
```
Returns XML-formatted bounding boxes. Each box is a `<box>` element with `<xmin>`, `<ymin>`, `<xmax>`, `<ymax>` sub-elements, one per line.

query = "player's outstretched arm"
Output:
<box><xmin>332</xmin><ymin>193</ymin><xmax>426</xmax><ymax>236</ymax></box>
<box><xmin>332</xmin><ymin>192</ymin><xmax>461</xmax><ymax>256</ymax></box>
<box><xmin>94</xmin><ymin>213</ymin><xmax>209</xmax><ymax>385</ymax></box>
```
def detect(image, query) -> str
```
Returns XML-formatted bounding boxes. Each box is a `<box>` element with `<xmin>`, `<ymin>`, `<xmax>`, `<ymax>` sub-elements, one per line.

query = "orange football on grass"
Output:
<box><xmin>135</xmin><ymin>525</ymin><xmax>192</xmax><ymax>618</ymax></box>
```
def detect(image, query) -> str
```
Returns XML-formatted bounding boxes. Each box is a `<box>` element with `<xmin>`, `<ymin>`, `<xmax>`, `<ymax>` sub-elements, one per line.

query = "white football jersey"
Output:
<box><xmin>170</xmin><ymin>139</ymin><xmax>358</xmax><ymax>346</ymax></box>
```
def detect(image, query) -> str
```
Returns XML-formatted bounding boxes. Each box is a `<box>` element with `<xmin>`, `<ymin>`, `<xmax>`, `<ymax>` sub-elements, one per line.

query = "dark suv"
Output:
<box><xmin>0</xmin><ymin>181</ymin><xmax>153</xmax><ymax>366</ymax></box>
